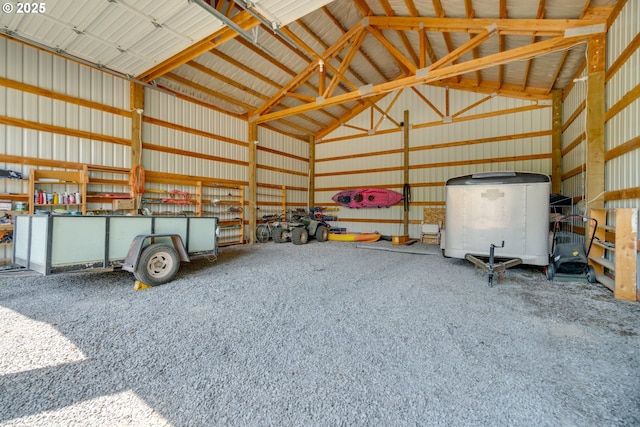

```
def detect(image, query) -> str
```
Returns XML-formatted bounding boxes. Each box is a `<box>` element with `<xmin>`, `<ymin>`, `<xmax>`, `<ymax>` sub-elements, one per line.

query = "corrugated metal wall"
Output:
<box><xmin>561</xmin><ymin>67</ymin><xmax>587</xmax><ymax>204</ymax></box>
<box><xmin>0</xmin><ymin>37</ymin><xmax>131</xmax><ymax>260</ymax></box>
<box><xmin>2</xmin><ymin>4</ymin><xmax>638</xmax><ymax>254</ymax></box>
<box><xmin>0</xmin><ymin>36</ymin><xmax>312</xmax><ymax>254</ymax></box>
<box><xmin>562</xmin><ymin>0</ymin><xmax>640</xmax><ymax>215</ymax></box>
<box><xmin>605</xmin><ymin>0</ymin><xmax>640</xmax><ymax>211</ymax></box>
<box><xmin>0</xmin><ymin>39</ymin><xmax>131</xmax><ymax>170</ymax></box>
<box><xmin>143</xmin><ymin>89</ymin><xmax>247</xmax><ymax>182</ymax></box>
<box><xmin>256</xmin><ymin>127</ymin><xmax>308</xmax><ymax>219</ymax></box>
<box><xmin>316</xmin><ymin>86</ymin><xmax>552</xmax><ymax>237</ymax></box>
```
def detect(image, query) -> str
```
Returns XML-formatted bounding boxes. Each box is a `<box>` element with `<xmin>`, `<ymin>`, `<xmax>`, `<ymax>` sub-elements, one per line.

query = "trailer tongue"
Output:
<box><xmin>13</xmin><ymin>214</ymin><xmax>219</xmax><ymax>286</ymax></box>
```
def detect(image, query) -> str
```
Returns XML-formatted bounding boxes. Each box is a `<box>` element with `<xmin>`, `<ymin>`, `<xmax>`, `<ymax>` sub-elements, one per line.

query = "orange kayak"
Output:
<box><xmin>328</xmin><ymin>232</ymin><xmax>381</xmax><ymax>242</ymax></box>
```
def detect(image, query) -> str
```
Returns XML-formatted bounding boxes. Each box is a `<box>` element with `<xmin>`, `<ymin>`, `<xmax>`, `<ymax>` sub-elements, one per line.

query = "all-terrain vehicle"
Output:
<box><xmin>272</xmin><ymin>216</ymin><xmax>329</xmax><ymax>245</ymax></box>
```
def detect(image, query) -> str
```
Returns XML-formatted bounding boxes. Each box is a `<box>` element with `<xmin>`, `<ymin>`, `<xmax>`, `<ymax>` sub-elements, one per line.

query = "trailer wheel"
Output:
<box><xmin>315</xmin><ymin>225</ymin><xmax>329</xmax><ymax>242</ymax></box>
<box><xmin>135</xmin><ymin>243</ymin><xmax>180</xmax><ymax>286</ymax></box>
<box><xmin>292</xmin><ymin>227</ymin><xmax>309</xmax><ymax>245</ymax></box>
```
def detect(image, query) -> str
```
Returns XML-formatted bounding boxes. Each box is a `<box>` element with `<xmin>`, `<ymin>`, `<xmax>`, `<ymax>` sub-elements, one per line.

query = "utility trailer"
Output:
<box><xmin>444</xmin><ymin>171</ymin><xmax>551</xmax><ymax>285</ymax></box>
<box><xmin>12</xmin><ymin>214</ymin><xmax>219</xmax><ymax>286</ymax></box>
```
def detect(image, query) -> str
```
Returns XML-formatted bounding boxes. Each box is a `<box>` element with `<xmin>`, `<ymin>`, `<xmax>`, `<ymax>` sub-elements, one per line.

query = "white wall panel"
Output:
<box><xmin>604</xmin><ymin>0</ymin><xmax>640</xmax><ymax>206</ymax></box>
<box><xmin>319</xmin><ymin>86</ymin><xmax>552</xmax><ymax>238</ymax></box>
<box><xmin>256</xmin><ymin>128</ymin><xmax>309</xmax><ymax>199</ymax></box>
<box><xmin>1</xmin><ymin>38</ymin><xmax>132</xmax><ymax>179</ymax></box>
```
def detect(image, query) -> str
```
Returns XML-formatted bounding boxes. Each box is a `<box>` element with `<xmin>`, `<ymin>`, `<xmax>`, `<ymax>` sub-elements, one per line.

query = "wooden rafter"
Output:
<box><xmin>366</xmin><ymin>25</ymin><xmax>416</xmax><ymax>74</ymax></box>
<box><xmin>374</xmin><ymin>89</ymin><xmax>403</xmax><ymax>130</ymax></box>
<box><xmin>432</xmin><ymin>78</ymin><xmax>551</xmax><ymax>101</ymax></box>
<box><xmin>324</xmin><ymin>30</ymin><xmax>367</xmax><ymax>98</ymax></box>
<box><xmin>186</xmin><ymin>60</ymin><xmax>267</xmax><ymax>101</ymax></box>
<box><xmin>498</xmin><ymin>0</ymin><xmax>508</xmax><ymax>89</ymax></box>
<box><xmin>234</xmin><ymin>36</ymin><xmax>350</xmax><ymax>120</ymax></box>
<box><xmin>251</xmin><ymin>22</ymin><xmax>365</xmax><ymax>118</ymax></box>
<box><xmin>379</xmin><ymin>0</ymin><xmax>419</xmax><ymax>66</ymax></box>
<box><xmin>127</xmin><ymin>1</ymin><xmax>616</xmax><ymax>140</ymax></box>
<box><xmin>138</xmin><ymin>11</ymin><xmax>259</xmax><ymax>82</ymax></box>
<box><xmin>316</xmin><ymin>93</ymin><xmax>389</xmax><ymax>140</ymax></box>
<box><xmin>165</xmin><ymin>72</ymin><xmax>254</xmax><ymax>111</ymax></box>
<box><xmin>366</xmin><ymin>16</ymin><xmax>604</xmax><ymax>36</ymax></box>
<box><xmin>412</xmin><ymin>87</ymin><xmax>444</xmax><ymax>118</ymax></box>
<box><xmin>255</xmin><ymin>33</ymin><xmax>596</xmax><ymax>124</ymax></box>
<box><xmin>321</xmin><ymin>7</ymin><xmax>389</xmax><ymax>82</ymax></box>
<box><xmin>463</xmin><ymin>0</ymin><xmax>481</xmax><ymax>84</ymax></box>
<box><xmin>278</xmin><ymin>26</ymin><xmax>366</xmax><ymax>100</ymax></box>
<box><xmin>429</xmin><ymin>25</ymin><xmax>497</xmax><ymax>71</ymax></box>
<box><xmin>403</xmin><ymin>0</ymin><xmax>438</xmax><ymax>68</ymax></box>
<box><xmin>545</xmin><ymin>50</ymin><xmax>570</xmax><ymax>94</ymax></box>
<box><xmin>432</xmin><ymin>0</ymin><xmax>458</xmax><ymax>82</ymax></box>
<box><xmin>282</xmin><ymin>13</ymin><xmax>398</xmax><ymax>132</ymax></box>
<box><xmin>522</xmin><ymin>0</ymin><xmax>547</xmax><ymax>91</ymax></box>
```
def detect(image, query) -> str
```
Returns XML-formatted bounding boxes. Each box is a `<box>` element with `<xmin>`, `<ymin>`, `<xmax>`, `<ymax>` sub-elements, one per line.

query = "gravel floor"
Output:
<box><xmin>1</xmin><ymin>240</ymin><xmax>639</xmax><ymax>426</ymax></box>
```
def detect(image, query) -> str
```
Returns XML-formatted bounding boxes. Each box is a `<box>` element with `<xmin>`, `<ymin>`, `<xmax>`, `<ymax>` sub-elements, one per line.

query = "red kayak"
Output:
<box><xmin>332</xmin><ymin>188</ymin><xmax>404</xmax><ymax>208</ymax></box>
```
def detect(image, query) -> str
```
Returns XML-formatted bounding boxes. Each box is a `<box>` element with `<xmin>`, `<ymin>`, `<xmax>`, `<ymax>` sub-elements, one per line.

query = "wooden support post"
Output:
<box><xmin>615</xmin><ymin>208</ymin><xmax>637</xmax><ymax>301</ymax></box>
<box><xmin>318</xmin><ymin>65</ymin><xmax>325</xmax><ymax>97</ymax></box>
<box><xmin>308</xmin><ymin>135</ymin><xmax>315</xmax><ymax>209</ymax></box>
<box><xmin>551</xmin><ymin>89</ymin><xmax>563</xmax><ymax>194</ymax></box>
<box><xmin>282</xmin><ymin>185</ymin><xmax>287</xmax><ymax>219</ymax></box>
<box><xmin>585</xmin><ymin>34</ymin><xmax>606</xmax><ymax>211</ymax></box>
<box><xmin>249</xmin><ymin>122</ymin><xmax>257</xmax><ymax>244</ymax></box>
<box><xmin>403</xmin><ymin>110</ymin><xmax>409</xmax><ymax>236</ymax></box>
<box><xmin>131</xmin><ymin>83</ymin><xmax>144</xmax><ymax>211</ymax></box>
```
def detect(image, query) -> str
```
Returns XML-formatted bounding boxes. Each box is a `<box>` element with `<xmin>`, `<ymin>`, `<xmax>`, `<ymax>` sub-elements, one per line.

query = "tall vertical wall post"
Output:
<box><xmin>249</xmin><ymin>122</ymin><xmax>257</xmax><ymax>244</ymax></box>
<box><xmin>403</xmin><ymin>110</ymin><xmax>409</xmax><ymax>236</ymax></box>
<box><xmin>585</xmin><ymin>33</ymin><xmax>606</xmax><ymax>211</ymax></box>
<box><xmin>308</xmin><ymin>135</ymin><xmax>315</xmax><ymax>209</ymax></box>
<box><xmin>131</xmin><ymin>83</ymin><xmax>144</xmax><ymax>211</ymax></box>
<box><xmin>551</xmin><ymin>89</ymin><xmax>563</xmax><ymax>195</ymax></box>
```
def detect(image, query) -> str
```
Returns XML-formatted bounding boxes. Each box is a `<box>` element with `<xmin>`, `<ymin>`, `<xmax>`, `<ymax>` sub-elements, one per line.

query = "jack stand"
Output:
<box><xmin>465</xmin><ymin>241</ymin><xmax>522</xmax><ymax>287</ymax></box>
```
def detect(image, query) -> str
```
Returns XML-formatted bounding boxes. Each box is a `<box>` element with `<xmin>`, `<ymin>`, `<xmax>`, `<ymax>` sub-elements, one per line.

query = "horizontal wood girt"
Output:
<box><xmin>366</xmin><ymin>16</ymin><xmax>606</xmax><ymax>36</ymax></box>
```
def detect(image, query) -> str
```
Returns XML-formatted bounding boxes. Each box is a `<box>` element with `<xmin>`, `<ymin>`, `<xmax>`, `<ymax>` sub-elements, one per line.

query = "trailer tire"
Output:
<box><xmin>135</xmin><ymin>243</ymin><xmax>180</xmax><ymax>286</ymax></box>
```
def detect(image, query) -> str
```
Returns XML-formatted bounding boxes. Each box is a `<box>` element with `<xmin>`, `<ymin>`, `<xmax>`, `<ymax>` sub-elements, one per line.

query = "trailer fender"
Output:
<box><xmin>122</xmin><ymin>234</ymin><xmax>190</xmax><ymax>274</ymax></box>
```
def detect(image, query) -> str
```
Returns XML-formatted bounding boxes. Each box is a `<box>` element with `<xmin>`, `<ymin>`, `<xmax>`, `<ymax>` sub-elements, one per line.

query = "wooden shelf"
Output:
<box><xmin>86</xmin><ymin>166</ymin><xmax>133</xmax><ymax>213</ymax></box>
<box><xmin>592</xmin><ymin>240</ymin><xmax>615</xmax><ymax>251</ymax></box>
<box><xmin>29</xmin><ymin>166</ymin><xmax>88</xmax><ymax>215</ymax></box>
<box><xmin>142</xmin><ymin>177</ymin><xmax>245</xmax><ymax>246</ymax></box>
<box><xmin>589</xmin><ymin>208</ymin><xmax>637</xmax><ymax>302</ymax></box>
<box><xmin>588</xmin><ymin>256</ymin><xmax>615</xmax><ymax>271</ymax></box>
